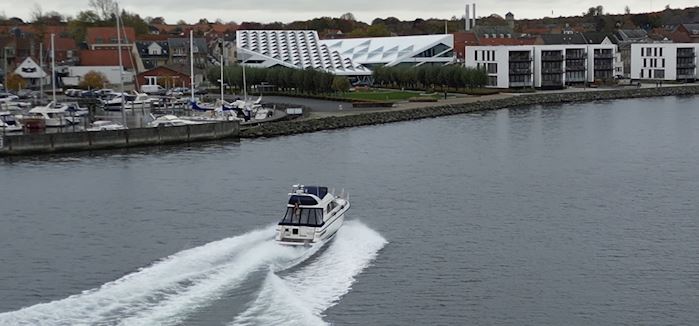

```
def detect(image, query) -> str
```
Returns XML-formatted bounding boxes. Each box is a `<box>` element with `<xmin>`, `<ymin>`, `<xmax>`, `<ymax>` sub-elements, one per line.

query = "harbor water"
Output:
<box><xmin>1</xmin><ymin>96</ymin><xmax>698</xmax><ymax>325</ymax></box>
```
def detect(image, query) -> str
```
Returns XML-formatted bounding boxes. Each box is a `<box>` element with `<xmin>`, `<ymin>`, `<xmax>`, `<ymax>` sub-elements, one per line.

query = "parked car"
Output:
<box><xmin>80</xmin><ymin>90</ymin><xmax>97</xmax><ymax>98</ymax></box>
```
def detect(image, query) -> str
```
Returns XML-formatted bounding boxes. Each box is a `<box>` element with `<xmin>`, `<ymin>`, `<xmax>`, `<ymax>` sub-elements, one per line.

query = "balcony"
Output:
<box><xmin>509</xmin><ymin>68</ymin><xmax>532</xmax><ymax>75</ymax></box>
<box><xmin>509</xmin><ymin>56</ymin><xmax>532</xmax><ymax>62</ymax></box>
<box><xmin>509</xmin><ymin>81</ymin><xmax>533</xmax><ymax>87</ymax></box>
<box><xmin>542</xmin><ymin>80</ymin><xmax>563</xmax><ymax>87</ymax></box>
<box><xmin>594</xmin><ymin>52</ymin><xmax>614</xmax><ymax>59</ymax></box>
<box><xmin>566</xmin><ymin>65</ymin><xmax>586</xmax><ymax>72</ymax></box>
<box><xmin>594</xmin><ymin>64</ymin><xmax>613</xmax><ymax>70</ymax></box>
<box><xmin>677</xmin><ymin>74</ymin><xmax>696</xmax><ymax>80</ymax></box>
<box><xmin>541</xmin><ymin>54</ymin><xmax>564</xmax><ymax>61</ymax></box>
<box><xmin>565</xmin><ymin>52</ymin><xmax>586</xmax><ymax>59</ymax></box>
<box><xmin>542</xmin><ymin>67</ymin><xmax>564</xmax><ymax>74</ymax></box>
<box><xmin>677</xmin><ymin>50</ymin><xmax>695</xmax><ymax>58</ymax></box>
<box><xmin>677</xmin><ymin>62</ymin><xmax>696</xmax><ymax>69</ymax></box>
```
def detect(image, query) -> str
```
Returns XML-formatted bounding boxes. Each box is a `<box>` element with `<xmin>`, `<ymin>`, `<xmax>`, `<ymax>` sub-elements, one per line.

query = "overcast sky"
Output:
<box><xmin>3</xmin><ymin>0</ymin><xmax>698</xmax><ymax>24</ymax></box>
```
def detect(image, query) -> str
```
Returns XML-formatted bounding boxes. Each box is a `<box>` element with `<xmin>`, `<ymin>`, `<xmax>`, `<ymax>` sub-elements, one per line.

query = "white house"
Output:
<box><xmin>14</xmin><ymin>57</ymin><xmax>48</xmax><ymax>88</ymax></box>
<box><xmin>465</xmin><ymin>44</ymin><xmax>616</xmax><ymax>89</ymax></box>
<box><xmin>630</xmin><ymin>43</ymin><xmax>698</xmax><ymax>81</ymax></box>
<box><xmin>62</xmin><ymin>66</ymin><xmax>135</xmax><ymax>87</ymax></box>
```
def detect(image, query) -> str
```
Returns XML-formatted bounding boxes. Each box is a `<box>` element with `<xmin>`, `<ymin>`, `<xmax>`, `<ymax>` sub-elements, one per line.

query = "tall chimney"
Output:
<box><xmin>473</xmin><ymin>3</ymin><xmax>477</xmax><ymax>28</ymax></box>
<box><xmin>465</xmin><ymin>4</ymin><xmax>470</xmax><ymax>31</ymax></box>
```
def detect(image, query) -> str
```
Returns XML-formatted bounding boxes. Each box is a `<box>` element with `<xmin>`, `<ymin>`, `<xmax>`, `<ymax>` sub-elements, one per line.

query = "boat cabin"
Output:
<box><xmin>279</xmin><ymin>185</ymin><xmax>333</xmax><ymax>227</ymax></box>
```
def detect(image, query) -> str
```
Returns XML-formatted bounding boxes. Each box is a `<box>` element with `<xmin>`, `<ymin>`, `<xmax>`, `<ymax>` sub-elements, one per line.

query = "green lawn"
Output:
<box><xmin>336</xmin><ymin>90</ymin><xmax>441</xmax><ymax>102</ymax></box>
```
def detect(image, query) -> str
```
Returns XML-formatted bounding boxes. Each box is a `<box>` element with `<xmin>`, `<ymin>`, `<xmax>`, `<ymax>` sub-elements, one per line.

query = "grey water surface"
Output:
<box><xmin>1</xmin><ymin>96</ymin><xmax>698</xmax><ymax>325</ymax></box>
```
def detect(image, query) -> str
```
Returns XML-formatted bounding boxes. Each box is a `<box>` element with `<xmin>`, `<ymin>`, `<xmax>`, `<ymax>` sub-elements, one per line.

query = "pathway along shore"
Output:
<box><xmin>240</xmin><ymin>85</ymin><xmax>699</xmax><ymax>138</ymax></box>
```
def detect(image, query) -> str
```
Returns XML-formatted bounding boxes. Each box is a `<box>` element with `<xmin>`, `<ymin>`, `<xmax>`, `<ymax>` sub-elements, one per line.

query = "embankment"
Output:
<box><xmin>239</xmin><ymin>86</ymin><xmax>699</xmax><ymax>138</ymax></box>
<box><xmin>0</xmin><ymin>121</ymin><xmax>239</xmax><ymax>156</ymax></box>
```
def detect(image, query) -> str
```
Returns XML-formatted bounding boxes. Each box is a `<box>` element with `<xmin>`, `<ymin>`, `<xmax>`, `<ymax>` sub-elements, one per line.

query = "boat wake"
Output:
<box><xmin>231</xmin><ymin>221</ymin><xmax>387</xmax><ymax>326</ymax></box>
<box><xmin>0</xmin><ymin>221</ymin><xmax>386</xmax><ymax>326</ymax></box>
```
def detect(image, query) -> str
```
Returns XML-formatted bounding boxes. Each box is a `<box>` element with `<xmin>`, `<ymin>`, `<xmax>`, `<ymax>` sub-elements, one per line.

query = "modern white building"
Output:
<box><xmin>630</xmin><ymin>43</ymin><xmax>698</xmax><ymax>81</ymax></box>
<box><xmin>236</xmin><ymin>30</ymin><xmax>456</xmax><ymax>77</ymax></box>
<box><xmin>465</xmin><ymin>44</ymin><xmax>616</xmax><ymax>89</ymax></box>
<box><xmin>322</xmin><ymin>34</ymin><xmax>455</xmax><ymax>69</ymax></box>
<box><xmin>236</xmin><ymin>30</ymin><xmax>372</xmax><ymax>76</ymax></box>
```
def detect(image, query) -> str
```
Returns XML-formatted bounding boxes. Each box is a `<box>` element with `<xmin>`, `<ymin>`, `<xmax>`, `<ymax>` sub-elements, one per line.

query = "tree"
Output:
<box><xmin>79</xmin><ymin>71</ymin><xmax>108</xmax><ymax>89</ymax></box>
<box><xmin>6</xmin><ymin>73</ymin><xmax>27</xmax><ymax>91</ymax></box>
<box><xmin>150</xmin><ymin>16</ymin><xmax>165</xmax><ymax>24</ymax></box>
<box><xmin>340</xmin><ymin>12</ymin><xmax>356</xmax><ymax>21</ymax></box>
<box><xmin>624</xmin><ymin>6</ymin><xmax>631</xmax><ymax>15</ymax></box>
<box><xmin>331</xmin><ymin>76</ymin><xmax>351</xmax><ymax>93</ymax></box>
<box><xmin>89</xmin><ymin>0</ymin><xmax>116</xmax><ymax>21</ymax></box>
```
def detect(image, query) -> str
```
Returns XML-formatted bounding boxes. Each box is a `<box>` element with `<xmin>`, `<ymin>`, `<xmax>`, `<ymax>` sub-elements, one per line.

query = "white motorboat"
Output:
<box><xmin>147</xmin><ymin>115</ymin><xmax>202</xmax><ymax>127</ymax></box>
<box><xmin>103</xmin><ymin>92</ymin><xmax>156</xmax><ymax>111</ymax></box>
<box><xmin>86</xmin><ymin>120</ymin><xmax>126</xmax><ymax>131</ymax></box>
<box><xmin>26</xmin><ymin>102</ymin><xmax>73</xmax><ymax>128</ymax></box>
<box><xmin>276</xmin><ymin>185</ymin><xmax>350</xmax><ymax>246</ymax></box>
<box><xmin>0</xmin><ymin>111</ymin><xmax>23</xmax><ymax>132</ymax></box>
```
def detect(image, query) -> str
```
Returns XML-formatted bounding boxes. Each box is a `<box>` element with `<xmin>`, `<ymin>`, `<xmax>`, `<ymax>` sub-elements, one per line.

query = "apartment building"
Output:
<box><xmin>465</xmin><ymin>44</ymin><xmax>616</xmax><ymax>89</ymax></box>
<box><xmin>630</xmin><ymin>43</ymin><xmax>698</xmax><ymax>81</ymax></box>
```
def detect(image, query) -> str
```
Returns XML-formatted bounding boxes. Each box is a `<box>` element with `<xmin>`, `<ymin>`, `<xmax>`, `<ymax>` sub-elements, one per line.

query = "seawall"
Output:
<box><xmin>239</xmin><ymin>86</ymin><xmax>699</xmax><ymax>138</ymax></box>
<box><xmin>0</xmin><ymin>121</ymin><xmax>239</xmax><ymax>156</ymax></box>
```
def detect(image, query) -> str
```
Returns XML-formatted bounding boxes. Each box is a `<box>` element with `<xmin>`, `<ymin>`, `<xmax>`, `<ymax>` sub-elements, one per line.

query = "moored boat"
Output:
<box><xmin>276</xmin><ymin>185</ymin><xmax>350</xmax><ymax>246</ymax></box>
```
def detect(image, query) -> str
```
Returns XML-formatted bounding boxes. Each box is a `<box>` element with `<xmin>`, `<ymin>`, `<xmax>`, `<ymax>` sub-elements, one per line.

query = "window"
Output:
<box><xmin>662</xmin><ymin>58</ymin><xmax>665</xmax><ymax>68</ymax></box>
<box><xmin>487</xmin><ymin>63</ymin><xmax>497</xmax><ymax>74</ymax></box>
<box><xmin>640</xmin><ymin>70</ymin><xmax>644</xmax><ymax>78</ymax></box>
<box><xmin>659</xmin><ymin>47</ymin><xmax>663</xmax><ymax>56</ymax></box>
<box><xmin>474</xmin><ymin>51</ymin><xmax>478</xmax><ymax>61</ymax></box>
<box><xmin>654</xmin><ymin>69</ymin><xmax>664</xmax><ymax>79</ymax></box>
<box><xmin>643</xmin><ymin>58</ymin><xmax>647</xmax><ymax>67</ymax></box>
<box><xmin>280</xmin><ymin>208</ymin><xmax>324</xmax><ymax>227</ymax></box>
<box><xmin>487</xmin><ymin>76</ymin><xmax>497</xmax><ymax>86</ymax></box>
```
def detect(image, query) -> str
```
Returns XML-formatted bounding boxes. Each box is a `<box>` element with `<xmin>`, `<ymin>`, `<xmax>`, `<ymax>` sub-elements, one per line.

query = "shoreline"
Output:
<box><xmin>239</xmin><ymin>85</ymin><xmax>699</xmax><ymax>138</ymax></box>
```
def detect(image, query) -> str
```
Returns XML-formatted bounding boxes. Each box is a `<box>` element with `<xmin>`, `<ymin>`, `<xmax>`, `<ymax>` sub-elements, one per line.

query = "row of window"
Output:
<box><xmin>476</xmin><ymin>62</ymin><xmax>498</xmax><ymax>74</ymax></box>
<box><xmin>475</xmin><ymin>50</ymin><xmax>496</xmax><ymax>62</ymax></box>
<box><xmin>643</xmin><ymin>58</ymin><xmax>665</xmax><ymax>68</ymax></box>
<box><xmin>639</xmin><ymin>69</ymin><xmax>665</xmax><ymax>79</ymax></box>
<box><xmin>280</xmin><ymin>208</ymin><xmax>324</xmax><ymax>227</ymax></box>
<box><xmin>641</xmin><ymin>47</ymin><xmax>664</xmax><ymax>57</ymax></box>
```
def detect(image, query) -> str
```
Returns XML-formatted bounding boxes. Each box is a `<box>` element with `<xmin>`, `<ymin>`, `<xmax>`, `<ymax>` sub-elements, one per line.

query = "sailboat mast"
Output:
<box><xmin>50</xmin><ymin>33</ymin><xmax>56</xmax><ymax>104</ymax></box>
<box><xmin>39</xmin><ymin>43</ymin><xmax>43</xmax><ymax>102</ymax></box>
<box><xmin>242</xmin><ymin>55</ymin><xmax>247</xmax><ymax>102</ymax></box>
<box><xmin>116</xmin><ymin>3</ymin><xmax>126</xmax><ymax>126</ymax></box>
<box><xmin>190</xmin><ymin>30</ymin><xmax>194</xmax><ymax>103</ymax></box>
<box><xmin>220</xmin><ymin>40</ymin><xmax>224</xmax><ymax>103</ymax></box>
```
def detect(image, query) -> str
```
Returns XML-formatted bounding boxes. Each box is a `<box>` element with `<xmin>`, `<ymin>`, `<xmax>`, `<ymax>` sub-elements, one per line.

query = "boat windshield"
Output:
<box><xmin>279</xmin><ymin>207</ymin><xmax>323</xmax><ymax>227</ymax></box>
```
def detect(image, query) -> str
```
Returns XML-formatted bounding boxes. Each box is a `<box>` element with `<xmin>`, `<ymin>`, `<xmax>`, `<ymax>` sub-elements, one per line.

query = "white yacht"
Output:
<box><xmin>103</xmin><ymin>92</ymin><xmax>156</xmax><ymax>111</ymax></box>
<box><xmin>26</xmin><ymin>102</ymin><xmax>73</xmax><ymax>128</ymax></box>
<box><xmin>276</xmin><ymin>185</ymin><xmax>350</xmax><ymax>246</ymax></box>
<box><xmin>0</xmin><ymin>111</ymin><xmax>23</xmax><ymax>132</ymax></box>
<box><xmin>86</xmin><ymin>120</ymin><xmax>126</xmax><ymax>131</ymax></box>
<box><xmin>147</xmin><ymin>115</ymin><xmax>201</xmax><ymax>127</ymax></box>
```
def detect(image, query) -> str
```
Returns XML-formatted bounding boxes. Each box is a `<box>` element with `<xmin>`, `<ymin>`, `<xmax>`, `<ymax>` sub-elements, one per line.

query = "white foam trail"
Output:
<box><xmin>0</xmin><ymin>226</ymin><xmax>276</xmax><ymax>325</ymax></box>
<box><xmin>232</xmin><ymin>220</ymin><xmax>387</xmax><ymax>326</ymax></box>
<box><xmin>120</xmin><ymin>241</ymin><xmax>321</xmax><ymax>325</ymax></box>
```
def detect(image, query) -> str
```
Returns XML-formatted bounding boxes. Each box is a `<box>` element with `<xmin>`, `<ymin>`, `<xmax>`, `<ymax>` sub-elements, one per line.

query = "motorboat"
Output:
<box><xmin>276</xmin><ymin>185</ymin><xmax>350</xmax><ymax>246</ymax></box>
<box><xmin>25</xmin><ymin>102</ymin><xmax>74</xmax><ymax>128</ymax></box>
<box><xmin>0</xmin><ymin>111</ymin><xmax>23</xmax><ymax>132</ymax></box>
<box><xmin>86</xmin><ymin>120</ymin><xmax>126</xmax><ymax>131</ymax></box>
<box><xmin>102</xmin><ymin>92</ymin><xmax>156</xmax><ymax>111</ymax></box>
<box><xmin>147</xmin><ymin>115</ymin><xmax>202</xmax><ymax>127</ymax></box>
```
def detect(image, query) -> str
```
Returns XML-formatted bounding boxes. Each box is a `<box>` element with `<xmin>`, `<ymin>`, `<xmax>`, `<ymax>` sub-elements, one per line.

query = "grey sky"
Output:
<box><xmin>5</xmin><ymin>0</ymin><xmax>698</xmax><ymax>24</ymax></box>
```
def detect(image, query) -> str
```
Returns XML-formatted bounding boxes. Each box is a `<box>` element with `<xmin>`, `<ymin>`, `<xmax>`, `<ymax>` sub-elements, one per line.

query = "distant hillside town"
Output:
<box><xmin>1</xmin><ymin>2</ymin><xmax>698</xmax><ymax>91</ymax></box>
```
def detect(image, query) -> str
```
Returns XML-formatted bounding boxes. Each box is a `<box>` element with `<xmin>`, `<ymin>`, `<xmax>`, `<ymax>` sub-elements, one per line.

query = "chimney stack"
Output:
<box><xmin>465</xmin><ymin>4</ymin><xmax>471</xmax><ymax>31</ymax></box>
<box><xmin>473</xmin><ymin>3</ymin><xmax>477</xmax><ymax>28</ymax></box>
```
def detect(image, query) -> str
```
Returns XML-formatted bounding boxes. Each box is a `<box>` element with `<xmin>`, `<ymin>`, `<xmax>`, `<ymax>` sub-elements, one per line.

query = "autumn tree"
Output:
<box><xmin>79</xmin><ymin>71</ymin><xmax>108</xmax><ymax>89</ymax></box>
<box><xmin>5</xmin><ymin>73</ymin><xmax>27</xmax><ymax>91</ymax></box>
<box><xmin>331</xmin><ymin>76</ymin><xmax>351</xmax><ymax>93</ymax></box>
